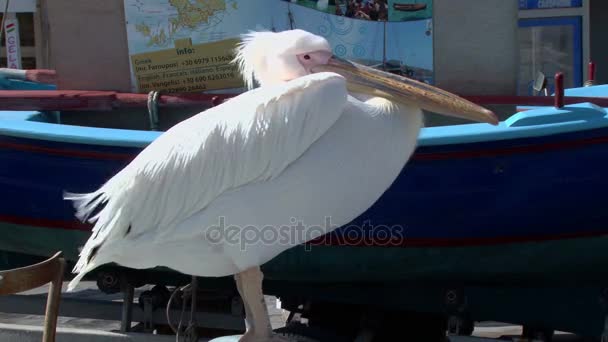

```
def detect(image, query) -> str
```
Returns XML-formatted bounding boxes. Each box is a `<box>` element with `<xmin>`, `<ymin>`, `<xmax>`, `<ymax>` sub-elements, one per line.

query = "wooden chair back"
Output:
<box><xmin>0</xmin><ymin>252</ymin><xmax>66</xmax><ymax>342</ymax></box>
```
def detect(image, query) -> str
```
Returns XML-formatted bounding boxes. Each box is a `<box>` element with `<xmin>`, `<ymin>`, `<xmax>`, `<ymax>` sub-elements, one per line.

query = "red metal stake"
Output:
<box><xmin>554</xmin><ymin>72</ymin><xmax>564</xmax><ymax>109</ymax></box>
<box><xmin>589</xmin><ymin>61</ymin><xmax>596</xmax><ymax>82</ymax></box>
<box><xmin>211</xmin><ymin>96</ymin><xmax>221</xmax><ymax>107</ymax></box>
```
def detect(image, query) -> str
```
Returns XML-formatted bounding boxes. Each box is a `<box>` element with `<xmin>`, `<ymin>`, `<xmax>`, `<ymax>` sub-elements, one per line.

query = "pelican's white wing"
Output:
<box><xmin>66</xmin><ymin>72</ymin><xmax>347</xmax><ymax>288</ymax></box>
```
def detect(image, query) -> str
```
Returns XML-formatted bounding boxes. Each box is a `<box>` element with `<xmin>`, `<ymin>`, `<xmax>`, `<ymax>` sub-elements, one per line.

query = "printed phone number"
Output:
<box><xmin>181</xmin><ymin>73</ymin><xmax>237</xmax><ymax>84</ymax></box>
<box><xmin>139</xmin><ymin>84</ymin><xmax>207</xmax><ymax>92</ymax></box>
<box><xmin>181</xmin><ymin>55</ymin><xmax>233</xmax><ymax>66</ymax></box>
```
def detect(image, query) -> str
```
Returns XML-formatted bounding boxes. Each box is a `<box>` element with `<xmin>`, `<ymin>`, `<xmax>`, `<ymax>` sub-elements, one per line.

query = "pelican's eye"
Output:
<box><xmin>303</xmin><ymin>54</ymin><xmax>311</xmax><ymax>60</ymax></box>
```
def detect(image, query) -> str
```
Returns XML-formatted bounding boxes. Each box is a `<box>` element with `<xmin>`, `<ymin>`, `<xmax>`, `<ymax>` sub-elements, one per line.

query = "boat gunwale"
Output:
<box><xmin>1</xmin><ymin>102</ymin><xmax>608</xmax><ymax>148</ymax></box>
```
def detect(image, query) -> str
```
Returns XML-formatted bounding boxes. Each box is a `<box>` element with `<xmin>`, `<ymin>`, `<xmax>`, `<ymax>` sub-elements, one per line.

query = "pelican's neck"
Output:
<box><xmin>349</xmin><ymin>92</ymin><xmax>378</xmax><ymax>103</ymax></box>
<box><xmin>349</xmin><ymin>93</ymin><xmax>402</xmax><ymax>119</ymax></box>
<box><xmin>351</xmin><ymin>94</ymin><xmax>424</xmax><ymax>163</ymax></box>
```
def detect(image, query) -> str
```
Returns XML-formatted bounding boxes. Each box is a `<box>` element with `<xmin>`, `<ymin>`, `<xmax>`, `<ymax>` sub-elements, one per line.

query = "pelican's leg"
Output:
<box><xmin>235</xmin><ymin>267</ymin><xmax>289</xmax><ymax>342</ymax></box>
<box><xmin>234</xmin><ymin>271</ymin><xmax>256</xmax><ymax>337</ymax></box>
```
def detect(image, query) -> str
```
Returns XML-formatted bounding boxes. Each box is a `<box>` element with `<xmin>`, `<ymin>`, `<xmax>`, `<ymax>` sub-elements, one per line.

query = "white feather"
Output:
<box><xmin>233</xmin><ymin>31</ymin><xmax>273</xmax><ymax>89</ymax></box>
<box><xmin>233</xmin><ymin>30</ymin><xmax>331</xmax><ymax>89</ymax></box>
<box><xmin>66</xmin><ymin>72</ymin><xmax>348</xmax><ymax>291</ymax></box>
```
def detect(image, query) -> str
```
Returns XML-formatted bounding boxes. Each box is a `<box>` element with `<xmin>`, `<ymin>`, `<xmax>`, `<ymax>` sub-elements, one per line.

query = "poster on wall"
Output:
<box><xmin>281</xmin><ymin>0</ymin><xmax>432</xmax><ymax>22</ymax></box>
<box><xmin>123</xmin><ymin>0</ymin><xmax>434</xmax><ymax>93</ymax></box>
<box><xmin>280</xmin><ymin>0</ymin><xmax>433</xmax><ymax>84</ymax></box>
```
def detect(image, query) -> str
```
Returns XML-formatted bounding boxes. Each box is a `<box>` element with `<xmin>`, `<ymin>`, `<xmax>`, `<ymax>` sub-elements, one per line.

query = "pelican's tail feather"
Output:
<box><xmin>64</xmin><ymin>180</ymin><xmax>130</xmax><ymax>288</ymax></box>
<box><xmin>63</xmin><ymin>189</ymin><xmax>108</xmax><ymax>223</ymax></box>
<box><xmin>67</xmin><ymin>252</ymin><xmax>113</xmax><ymax>291</ymax></box>
<box><xmin>66</xmin><ymin>261</ymin><xmax>96</xmax><ymax>292</ymax></box>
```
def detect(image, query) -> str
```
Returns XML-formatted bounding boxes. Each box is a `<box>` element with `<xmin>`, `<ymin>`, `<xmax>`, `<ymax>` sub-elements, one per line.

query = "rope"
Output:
<box><xmin>147</xmin><ymin>90</ymin><xmax>160</xmax><ymax>131</ymax></box>
<box><xmin>166</xmin><ymin>281</ymin><xmax>199</xmax><ymax>342</ymax></box>
<box><xmin>176</xmin><ymin>286</ymin><xmax>188</xmax><ymax>342</ymax></box>
<box><xmin>166</xmin><ymin>283</ymin><xmax>190</xmax><ymax>336</ymax></box>
<box><xmin>0</xmin><ymin>0</ymin><xmax>11</xmax><ymax>67</ymax></box>
<box><xmin>184</xmin><ymin>276</ymin><xmax>198</xmax><ymax>341</ymax></box>
<box><xmin>287</xmin><ymin>3</ymin><xmax>295</xmax><ymax>29</ymax></box>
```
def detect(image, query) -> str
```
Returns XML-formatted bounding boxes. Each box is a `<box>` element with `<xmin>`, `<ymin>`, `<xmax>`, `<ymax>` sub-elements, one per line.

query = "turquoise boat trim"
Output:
<box><xmin>0</xmin><ymin>110</ymin><xmax>43</xmax><ymax>121</ymax></box>
<box><xmin>518</xmin><ymin>84</ymin><xmax>606</xmax><ymax>111</ymax></box>
<box><xmin>0</xmin><ymin>79</ymin><xmax>56</xmax><ymax>91</ymax></box>
<box><xmin>505</xmin><ymin>102</ymin><xmax>606</xmax><ymax>127</ymax></box>
<box><xmin>564</xmin><ymin>84</ymin><xmax>608</xmax><ymax>97</ymax></box>
<box><xmin>1</xmin><ymin>103</ymin><xmax>608</xmax><ymax>148</ymax></box>
<box><xmin>419</xmin><ymin>103</ymin><xmax>608</xmax><ymax>146</ymax></box>
<box><xmin>0</xmin><ymin>114</ymin><xmax>162</xmax><ymax>148</ymax></box>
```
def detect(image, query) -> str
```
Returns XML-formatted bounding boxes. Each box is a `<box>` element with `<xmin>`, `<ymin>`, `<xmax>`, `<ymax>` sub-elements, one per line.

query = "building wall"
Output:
<box><xmin>42</xmin><ymin>0</ymin><xmax>132</xmax><ymax>91</ymax></box>
<box><xmin>434</xmin><ymin>0</ymin><xmax>518</xmax><ymax>95</ymax></box>
<box><xmin>429</xmin><ymin>0</ymin><xmax>518</xmax><ymax>125</ymax></box>
<box><xmin>590</xmin><ymin>0</ymin><xmax>608</xmax><ymax>84</ymax></box>
<box><xmin>40</xmin><ymin>0</ymin><xmax>519</xmax><ymax>100</ymax></box>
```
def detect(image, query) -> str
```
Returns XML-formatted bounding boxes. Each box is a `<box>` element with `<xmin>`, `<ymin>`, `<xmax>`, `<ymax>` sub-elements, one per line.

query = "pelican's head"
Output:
<box><xmin>234</xmin><ymin>29</ymin><xmax>332</xmax><ymax>89</ymax></box>
<box><xmin>235</xmin><ymin>29</ymin><xmax>498</xmax><ymax>124</ymax></box>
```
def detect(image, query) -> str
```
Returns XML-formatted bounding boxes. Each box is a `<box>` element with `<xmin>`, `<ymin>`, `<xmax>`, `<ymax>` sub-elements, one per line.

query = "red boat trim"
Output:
<box><xmin>0</xmin><ymin>215</ymin><xmax>91</xmax><ymax>231</ymax></box>
<box><xmin>2</xmin><ymin>133</ymin><xmax>608</xmax><ymax>162</ymax></box>
<box><xmin>1</xmin><ymin>215</ymin><xmax>607</xmax><ymax>247</ymax></box>
<box><xmin>0</xmin><ymin>141</ymin><xmax>133</xmax><ymax>161</ymax></box>
<box><xmin>413</xmin><ymin>135</ymin><xmax>608</xmax><ymax>161</ymax></box>
<box><xmin>2</xmin><ymin>87</ymin><xmax>608</xmax><ymax>111</ymax></box>
<box><xmin>0</xmin><ymin>90</ymin><xmax>226</xmax><ymax>111</ymax></box>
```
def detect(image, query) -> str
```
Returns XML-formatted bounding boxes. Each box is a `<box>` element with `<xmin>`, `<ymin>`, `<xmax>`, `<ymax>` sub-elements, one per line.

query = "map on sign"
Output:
<box><xmin>128</xmin><ymin>0</ymin><xmax>238</xmax><ymax>49</ymax></box>
<box><xmin>124</xmin><ymin>0</ymin><xmax>257</xmax><ymax>92</ymax></box>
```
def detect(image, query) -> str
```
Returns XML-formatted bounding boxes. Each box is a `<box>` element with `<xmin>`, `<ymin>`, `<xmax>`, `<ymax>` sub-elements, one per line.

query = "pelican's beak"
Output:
<box><xmin>312</xmin><ymin>56</ymin><xmax>498</xmax><ymax>125</ymax></box>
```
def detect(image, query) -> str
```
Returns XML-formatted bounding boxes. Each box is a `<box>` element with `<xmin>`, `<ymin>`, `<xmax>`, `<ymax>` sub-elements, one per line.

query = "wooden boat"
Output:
<box><xmin>393</xmin><ymin>3</ymin><xmax>427</xmax><ymax>12</ymax></box>
<box><xmin>3</xmin><ymin>69</ymin><xmax>608</xmax><ymax>338</ymax></box>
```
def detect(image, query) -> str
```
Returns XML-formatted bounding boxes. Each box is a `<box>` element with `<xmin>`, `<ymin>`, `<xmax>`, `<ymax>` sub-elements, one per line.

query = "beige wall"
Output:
<box><xmin>433</xmin><ymin>0</ymin><xmax>518</xmax><ymax>95</ymax></box>
<box><xmin>42</xmin><ymin>0</ymin><xmax>132</xmax><ymax>91</ymax></box>
<box><xmin>425</xmin><ymin>0</ymin><xmax>518</xmax><ymax>125</ymax></box>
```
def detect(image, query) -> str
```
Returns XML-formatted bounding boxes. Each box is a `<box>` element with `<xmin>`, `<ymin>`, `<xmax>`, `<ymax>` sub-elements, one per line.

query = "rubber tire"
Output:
<box><xmin>522</xmin><ymin>326</ymin><xmax>554</xmax><ymax>342</ymax></box>
<box><xmin>96</xmin><ymin>271</ymin><xmax>121</xmax><ymax>294</ymax></box>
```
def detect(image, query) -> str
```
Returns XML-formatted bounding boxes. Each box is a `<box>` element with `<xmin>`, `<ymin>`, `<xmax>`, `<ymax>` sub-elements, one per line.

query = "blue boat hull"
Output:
<box><xmin>2</xmin><ymin>122</ymin><xmax>608</xmax><ymax>253</ymax></box>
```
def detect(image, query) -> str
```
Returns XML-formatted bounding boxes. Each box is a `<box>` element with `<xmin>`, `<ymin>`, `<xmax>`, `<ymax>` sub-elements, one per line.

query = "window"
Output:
<box><xmin>518</xmin><ymin>16</ymin><xmax>582</xmax><ymax>95</ymax></box>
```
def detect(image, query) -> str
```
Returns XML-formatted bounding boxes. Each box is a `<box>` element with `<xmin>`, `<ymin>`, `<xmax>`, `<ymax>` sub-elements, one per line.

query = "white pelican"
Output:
<box><xmin>65</xmin><ymin>29</ymin><xmax>496</xmax><ymax>341</ymax></box>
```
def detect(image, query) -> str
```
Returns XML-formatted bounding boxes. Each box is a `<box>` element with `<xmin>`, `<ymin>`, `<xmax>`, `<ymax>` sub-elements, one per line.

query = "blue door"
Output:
<box><xmin>518</xmin><ymin>16</ymin><xmax>583</xmax><ymax>95</ymax></box>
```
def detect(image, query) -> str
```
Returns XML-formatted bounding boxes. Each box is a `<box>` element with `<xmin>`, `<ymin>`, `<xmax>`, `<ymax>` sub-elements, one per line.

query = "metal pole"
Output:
<box><xmin>120</xmin><ymin>276</ymin><xmax>134</xmax><ymax>333</ymax></box>
<box><xmin>382</xmin><ymin>21</ymin><xmax>387</xmax><ymax>70</ymax></box>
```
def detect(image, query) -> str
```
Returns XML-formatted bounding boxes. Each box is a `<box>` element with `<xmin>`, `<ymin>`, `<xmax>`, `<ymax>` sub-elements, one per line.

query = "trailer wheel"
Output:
<box><xmin>275</xmin><ymin>322</ymin><xmax>350</xmax><ymax>342</ymax></box>
<box><xmin>96</xmin><ymin>270</ymin><xmax>121</xmax><ymax>294</ymax></box>
<box><xmin>522</xmin><ymin>326</ymin><xmax>554</xmax><ymax>342</ymax></box>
